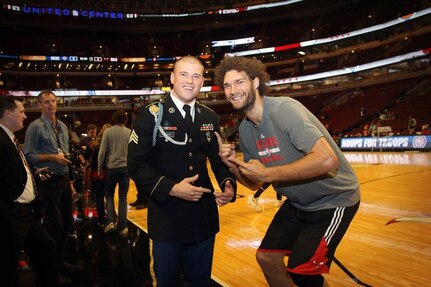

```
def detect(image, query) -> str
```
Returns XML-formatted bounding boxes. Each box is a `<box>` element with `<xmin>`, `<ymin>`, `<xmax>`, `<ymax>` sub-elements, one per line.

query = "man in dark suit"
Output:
<box><xmin>0</xmin><ymin>95</ymin><xmax>59</xmax><ymax>286</ymax></box>
<box><xmin>128</xmin><ymin>56</ymin><xmax>236</xmax><ymax>287</ymax></box>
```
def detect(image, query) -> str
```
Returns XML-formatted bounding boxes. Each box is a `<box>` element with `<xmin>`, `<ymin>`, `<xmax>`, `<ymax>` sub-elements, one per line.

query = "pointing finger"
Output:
<box><xmin>229</xmin><ymin>157</ymin><xmax>246</xmax><ymax>168</ymax></box>
<box><xmin>215</xmin><ymin>131</ymin><xmax>223</xmax><ymax>147</ymax></box>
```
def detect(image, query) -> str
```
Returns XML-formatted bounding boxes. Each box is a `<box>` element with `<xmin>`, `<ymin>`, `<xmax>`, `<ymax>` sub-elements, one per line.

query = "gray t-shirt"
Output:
<box><xmin>239</xmin><ymin>96</ymin><xmax>360</xmax><ymax>211</ymax></box>
<box><xmin>98</xmin><ymin>125</ymin><xmax>131</xmax><ymax>170</ymax></box>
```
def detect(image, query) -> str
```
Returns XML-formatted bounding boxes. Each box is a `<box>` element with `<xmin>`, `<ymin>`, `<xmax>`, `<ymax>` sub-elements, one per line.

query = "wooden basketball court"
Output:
<box><xmin>125</xmin><ymin>151</ymin><xmax>431</xmax><ymax>287</ymax></box>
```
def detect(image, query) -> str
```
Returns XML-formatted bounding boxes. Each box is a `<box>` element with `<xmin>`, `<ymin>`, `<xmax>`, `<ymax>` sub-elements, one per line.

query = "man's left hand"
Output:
<box><xmin>214</xmin><ymin>180</ymin><xmax>235</xmax><ymax>207</ymax></box>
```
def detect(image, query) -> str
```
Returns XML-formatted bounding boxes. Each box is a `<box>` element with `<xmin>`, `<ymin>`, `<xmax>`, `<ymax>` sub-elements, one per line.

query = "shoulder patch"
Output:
<box><xmin>145</xmin><ymin>97</ymin><xmax>165</xmax><ymax>109</ymax></box>
<box><xmin>149</xmin><ymin>104</ymin><xmax>159</xmax><ymax>116</ymax></box>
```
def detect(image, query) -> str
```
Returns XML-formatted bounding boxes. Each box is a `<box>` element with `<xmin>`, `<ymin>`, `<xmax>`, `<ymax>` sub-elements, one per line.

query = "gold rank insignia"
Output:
<box><xmin>149</xmin><ymin>105</ymin><xmax>159</xmax><ymax>116</ymax></box>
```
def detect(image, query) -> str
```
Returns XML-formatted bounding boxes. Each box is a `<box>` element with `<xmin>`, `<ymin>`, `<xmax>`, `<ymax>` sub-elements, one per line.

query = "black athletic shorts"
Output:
<box><xmin>258</xmin><ymin>200</ymin><xmax>360</xmax><ymax>275</ymax></box>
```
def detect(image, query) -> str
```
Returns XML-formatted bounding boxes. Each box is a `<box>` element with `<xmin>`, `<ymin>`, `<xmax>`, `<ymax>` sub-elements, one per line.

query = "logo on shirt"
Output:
<box><xmin>256</xmin><ymin>135</ymin><xmax>283</xmax><ymax>163</ymax></box>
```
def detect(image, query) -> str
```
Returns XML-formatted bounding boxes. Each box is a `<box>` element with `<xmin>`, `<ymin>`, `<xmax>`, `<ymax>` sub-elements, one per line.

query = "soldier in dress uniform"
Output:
<box><xmin>127</xmin><ymin>56</ymin><xmax>236</xmax><ymax>287</ymax></box>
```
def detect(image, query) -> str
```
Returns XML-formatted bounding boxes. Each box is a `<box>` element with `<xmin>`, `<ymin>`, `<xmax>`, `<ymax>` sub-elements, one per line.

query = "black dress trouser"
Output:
<box><xmin>1</xmin><ymin>202</ymin><xmax>58</xmax><ymax>287</ymax></box>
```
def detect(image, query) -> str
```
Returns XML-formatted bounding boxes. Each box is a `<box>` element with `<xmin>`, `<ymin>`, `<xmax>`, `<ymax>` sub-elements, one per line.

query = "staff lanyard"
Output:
<box><xmin>40</xmin><ymin>117</ymin><xmax>65</xmax><ymax>154</ymax></box>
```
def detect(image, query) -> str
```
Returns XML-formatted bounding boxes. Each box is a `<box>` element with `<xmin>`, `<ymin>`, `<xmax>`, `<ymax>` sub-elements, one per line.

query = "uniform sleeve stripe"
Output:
<box><xmin>150</xmin><ymin>176</ymin><xmax>165</xmax><ymax>196</ymax></box>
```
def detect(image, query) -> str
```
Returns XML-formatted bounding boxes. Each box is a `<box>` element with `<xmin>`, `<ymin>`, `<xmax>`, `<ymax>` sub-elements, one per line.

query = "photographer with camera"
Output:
<box><xmin>24</xmin><ymin>90</ymin><xmax>82</xmax><ymax>286</ymax></box>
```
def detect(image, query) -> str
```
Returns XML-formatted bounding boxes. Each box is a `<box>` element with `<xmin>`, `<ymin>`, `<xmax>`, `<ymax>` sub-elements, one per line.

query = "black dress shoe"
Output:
<box><xmin>129</xmin><ymin>200</ymin><xmax>137</xmax><ymax>207</ymax></box>
<box><xmin>135</xmin><ymin>202</ymin><xmax>148</xmax><ymax>210</ymax></box>
<box><xmin>58</xmin><ymin>274</ymin><xmax>72</xmax><ymax>286</ymax></box>
<box><xmin>129</xmin><ymin>200</ymin><xmax>140</xmax><ymax>207</ymax></box>
<box><xmin>130</xmin><ymin>199</ymin><xmax>147</xmax><ymax>207</ymax></box>
<box><xmin>62</xmin><ymin>261</ymin><xmax>83</xmax><ymax>272</ymax></box>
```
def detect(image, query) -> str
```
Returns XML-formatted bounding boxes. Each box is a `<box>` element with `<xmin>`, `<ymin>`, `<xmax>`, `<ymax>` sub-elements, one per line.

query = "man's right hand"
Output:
<box><xmin>170</xmin><ymin>174</ymin><xmax>211</xmax><ymax>201</ymax></box>
<box><xmin>53</xmin><ymin>153</ymin><xmax>72</xmax><ymax>166</ymax></box>
<box><xmin>215</xmin><ymin>131</ymin><xmax>237</xmax><ymax>170</ymax></box>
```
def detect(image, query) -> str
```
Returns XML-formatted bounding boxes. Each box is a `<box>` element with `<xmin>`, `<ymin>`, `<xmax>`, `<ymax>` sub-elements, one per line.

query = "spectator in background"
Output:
<box><xmin>86</xmin><ymin>123</ymin><xmax>112</xmax><ymax>226</ymax></box>
<box><xmin>369</xmin><ymin>121</ymin><xmax>377</xmax><ymax>136</ymax></box>
<box><xmin>248</xmin><ymin>183</ymin><xmax>283</xmax><ymax>213</ymax></box>
<box><xmin>360</xmin><ymin>106</ymin><xmax>366</xmax><ymax>117</ymax></box>
<box><xmin>70</xmin><ymin>120</ymin><xmax>83</xmax><ymax>147</ymax></box>
<box><xmin>408</xmin><ymin>116</ymin><xmax>417</xmax><ymax>134</ymax></box>
<box><xmin>421</xmin><ymin>123</ymin><xmax>430</xmax><ymax>135</ymax></box>
<box><xmin>363</xmin><ymin>123</ymin><xmax>370</xmax><ymax>136</ymax></box>
<box><xmin>98</xmin><ymin>111</ymin><xmax>131</xmax><ymax>236</ymax></box>
<box><xmin>79</xmin><ymin>123</ymin><xmax>98</xmax><ymax>149</ymax></box>
<box><xmin>74</xmin><ymin>120</ymin><xmax>85</xmax><ymax>137</ymax></box>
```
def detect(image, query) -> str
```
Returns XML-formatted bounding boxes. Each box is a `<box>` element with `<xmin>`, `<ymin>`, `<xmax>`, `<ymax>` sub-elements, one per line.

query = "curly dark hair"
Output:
<box><xmin>112</xmin><ymin>110</ymin><xmax>128</xmax><ymax>125</ymax></box>
<box><xmin>214</xmin><ymin>57</ymin><xmax>271</xmax><ymax>96</ymax></box>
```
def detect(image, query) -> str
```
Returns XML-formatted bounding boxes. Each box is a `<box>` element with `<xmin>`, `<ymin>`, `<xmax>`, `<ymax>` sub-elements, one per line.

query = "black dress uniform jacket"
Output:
<box><xmin>128</xmin><ymin>95</ymin><xmax>236</xmax><ymax>244</ymax></box>
<box><xmin>0</xmin><ymin>127</ymin><xmax>30</xmax><ymax>213</ymax></box>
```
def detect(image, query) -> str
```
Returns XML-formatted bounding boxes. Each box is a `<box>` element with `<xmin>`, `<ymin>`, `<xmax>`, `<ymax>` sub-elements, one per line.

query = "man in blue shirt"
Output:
<box><xmin>24</xmin><ymin>90</ymin><xmax>82</xmax><ymax>284</ymax></box>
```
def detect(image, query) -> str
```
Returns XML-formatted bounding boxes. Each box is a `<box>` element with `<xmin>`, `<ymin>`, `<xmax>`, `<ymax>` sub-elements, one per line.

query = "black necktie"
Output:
<box><xmin>14</xmin><ymin>136</ymin><xmax>30</xmax><ymax>169</ymax></box>
<box><xmin>183</xmin><ymin>104</ymin><xmax>193</xmax><ymax>133</ymax></box>
<box><xmin>14</xmin><ymin>136</ymin><xmax>38</xmax><ymax>198</ymax></box>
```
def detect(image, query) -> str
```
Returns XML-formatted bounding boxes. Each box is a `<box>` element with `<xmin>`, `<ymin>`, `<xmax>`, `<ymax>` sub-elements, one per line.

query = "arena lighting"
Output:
<box><xmin>6</xmin><ymin>55</ymin><xmax>179</xmax><ymax>64</ymax></box>
<box><xmin>2</xmin><ymin>7</ymin><xmax>427</xmax><ymax>70</ymax></box>
<box><xmin>212</xmin><ymin>37</ymin><xmax>255</xmax><ymax>48</ymax></box>
<box><xmin>199</xmin><ymin>54</ymin><xmax>211</xmax><ymax>60</ymax></box>
<box><xmin>138</xmin><ymin>12</ymin><xmax>206</xmax><ymax>18</ymax></box>
<box><xmin>0</xmin><ymin>54</ymin><xmax>18</xmax><ymax>59</ymax></box>
<box><xmin>4</xmin><ymin>48</ymin><xmax>430</xmax><ymax>97</ymax></box>
<box><xmin>214</xmin><ymin>0</ymin><xmax>302</xmax><ymax>15</ymax></box>
<box><xmin>269</xmin><ymin>48</ymin><xmax>431</xmax><ymax>86</ymax></box>
<box><xmin>5</xmin><ymin>89</ymin><xmax>166</xmax><ymax>97</ymax></box>
<box><xmin>226</xmin><ymin>7</ymin><xmax>431</xmax><ymax>57</ymax></box>
<box><xmin>121</xmin><ymin>57</ymin><xmax>146</xmax><ymax>63</ymax></box>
